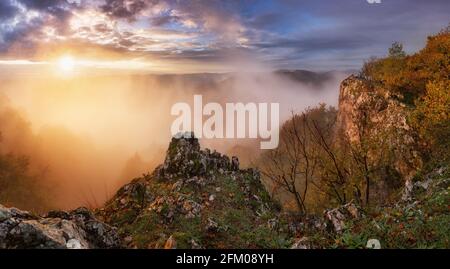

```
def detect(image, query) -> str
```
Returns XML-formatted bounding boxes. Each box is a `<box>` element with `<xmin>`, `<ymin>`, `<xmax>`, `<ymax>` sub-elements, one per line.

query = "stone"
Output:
<box><xmin>0</xmin><ymin>204</ymin><xmax>121</xmax><ymax>249</ymax></box>
<box><xmin>291</xmin><ymin>237</ymin><xmax>312</xmax><ymax>249</ymax></box>
<box><xmin>366</xmin><ymin>239</ymin><xmax>381</xmax><ymax>249</ymax></box>
<box><xmin>206</xmin><ymin>218</ymin><xmax>219</xmax><ymax>232</ymax></box>
<box><xmin>66</xmin><ymin>239</ymin><xmax>83</xmax><ymax>249</ymax></box>
<box><xmin>190</xmin><ymin>239</ymin><xmax>202</xmax><ymax>249</ymax></box>
<box><xmin>324</xmin><ymin>202</ymin><xmax>362</xmax><ymax>233</ymax></box>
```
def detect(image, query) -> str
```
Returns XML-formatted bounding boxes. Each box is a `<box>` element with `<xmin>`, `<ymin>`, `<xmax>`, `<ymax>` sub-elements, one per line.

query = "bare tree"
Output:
<box><xmin>259</xmin><ymin>106</ymin><xmax>334</xmax><ymax>213</ymax></box>
<box><xmin>308</xmin><ymin>118</ymin><xmax>350</xmax><ymax>205</ymax></box>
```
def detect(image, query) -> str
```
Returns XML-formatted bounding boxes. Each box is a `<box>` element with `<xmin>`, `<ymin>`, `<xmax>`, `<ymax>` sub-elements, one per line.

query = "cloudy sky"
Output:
<box><xmin>0</xmin><ymin>0</ymin><xmax>449</xmax><ymax>72</ymax></box>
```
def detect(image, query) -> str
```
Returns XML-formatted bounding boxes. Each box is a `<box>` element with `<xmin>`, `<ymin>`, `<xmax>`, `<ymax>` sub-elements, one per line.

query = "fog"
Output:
<box><xmin>0</xmin><ymin>68</ymin><xmax>347</xmax><ymax>210</ymax></box>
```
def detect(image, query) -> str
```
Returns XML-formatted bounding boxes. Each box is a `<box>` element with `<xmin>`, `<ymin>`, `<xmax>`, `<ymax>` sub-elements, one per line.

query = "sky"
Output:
<box><xmin>0</xmin><ymin>0</ymin><xmax>449</xmax><ymax>73</ymax></box>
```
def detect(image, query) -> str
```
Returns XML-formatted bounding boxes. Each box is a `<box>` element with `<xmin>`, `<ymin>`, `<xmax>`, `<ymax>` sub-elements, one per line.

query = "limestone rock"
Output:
<box><xmin>366</xmin><ymin>239</ymin><xmax>381</xmax><ymax>249</ymax></box>
<box><xmin>336</xmin><ymin>75</ymin><xmax>423</xmax><ymax>186</ymax></box>
<box><xmin>0</xmin><ymin>204</ymin><xmax>121</xmax><ymax>249</ymax></box>
<box><xmin>157</xmin><ymin>132</ymin><xmax>233</xmax><ymax>180</ymax></box>
<box><xmin>324</xmin><ymin>202</ymin><xmax>362</xmax><ymax>233</ymax></box>
<box><xmin>291</xmin><ymin>237</ymin><xmax>313</xmax><ymax>249</ymax></box>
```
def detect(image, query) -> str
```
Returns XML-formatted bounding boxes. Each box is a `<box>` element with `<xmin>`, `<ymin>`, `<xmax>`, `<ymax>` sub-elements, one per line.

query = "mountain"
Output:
<box><xmin>275</xmin><ymin>69</ymin><xmax>344</xmax><ymax>87</ymax></box>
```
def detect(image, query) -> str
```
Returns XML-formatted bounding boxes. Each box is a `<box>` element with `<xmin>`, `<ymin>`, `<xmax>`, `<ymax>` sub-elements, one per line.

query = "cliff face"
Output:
<box><xmin>336</xmin><ymin>75</ymin><xmax>423</xmax><ymax>184</ymax></box>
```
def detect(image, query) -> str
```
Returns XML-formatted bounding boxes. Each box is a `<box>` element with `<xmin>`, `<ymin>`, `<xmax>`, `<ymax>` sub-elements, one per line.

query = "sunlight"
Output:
<box><xmin>58</xmin><ymin>55</ymin><xmax>75</xmax><ymax>74</ymax></box>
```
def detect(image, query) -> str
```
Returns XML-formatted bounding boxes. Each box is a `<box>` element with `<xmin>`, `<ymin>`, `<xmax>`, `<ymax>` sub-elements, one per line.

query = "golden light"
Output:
<box><xmin>58</xmin><ymin>55</ymin><xmax>75</xmax><ymax>73</ymax></box>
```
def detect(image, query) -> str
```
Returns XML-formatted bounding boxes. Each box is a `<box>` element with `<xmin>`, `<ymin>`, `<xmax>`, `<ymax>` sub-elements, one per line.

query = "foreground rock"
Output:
<box><xmin>0</xmin><ymin>205</ymin><xmax>121</xmax><ymax>249</ymax></box>
<box><xmin>324</xmin><ymin>202</ymin><xmax>362</xmax><ymax>233</ymax></box>
<box><xmin>99</xmin><ymin>132</ymin><xmax>291</xmax><ymax>249</ymax></box>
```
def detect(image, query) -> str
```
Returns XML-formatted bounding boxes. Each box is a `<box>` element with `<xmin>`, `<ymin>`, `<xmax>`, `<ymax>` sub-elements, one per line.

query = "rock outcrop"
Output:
<box><xmin>336</xmin><ymin>75</ymin><xmax>423</xmax><ymax>188</ymax></box>
<box><xmin>0</xmin><ymin>205</ymin><xmax>121</xmax><ymax>249</ymax></box>
<box><xmin>158</xmin><ymin>132</ymin><xmax>236</xmax><ymax>180</ymax></box>
<box><xmin>324</xmin><ymin>202</ymin><xmax>362</xmax><ymax>233</ymax></box>
<box><xmin>99</xmin><ymin>132</ymin><xmax>290</xmax><ymax>249</ymax></box>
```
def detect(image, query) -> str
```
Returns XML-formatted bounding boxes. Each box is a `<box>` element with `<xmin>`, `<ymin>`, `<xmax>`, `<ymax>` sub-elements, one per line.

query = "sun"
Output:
<box><xmin>58</xmin><ymin>55</ymin><xmax>75</xmax><ymax>73</ymax></box>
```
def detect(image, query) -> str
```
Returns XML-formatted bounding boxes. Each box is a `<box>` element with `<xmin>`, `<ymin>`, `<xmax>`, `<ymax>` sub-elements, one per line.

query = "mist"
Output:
<box><xmin>0</xmin><ymin>68</ymin><xmax>348</xmax><ymax>210</ymax></box>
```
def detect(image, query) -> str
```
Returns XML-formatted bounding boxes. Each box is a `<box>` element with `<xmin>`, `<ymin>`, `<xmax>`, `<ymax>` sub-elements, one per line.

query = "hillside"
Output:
<box><xmin>293</xmin><ymin>164</ymin><xmax>449</xmax><ymax>249</ymax></box>
<box><xmin>97</xmin><ymin>133</ymin><xmax>292</xmax><ymax>249</ymax></box>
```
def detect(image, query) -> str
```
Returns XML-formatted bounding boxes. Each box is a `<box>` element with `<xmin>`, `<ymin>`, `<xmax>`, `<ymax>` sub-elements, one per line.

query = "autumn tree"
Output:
<box><xmin>258</xmin><ymin>105</ymin><xmax>339</xmax><ymax>213</ymax></box>
<box><xmin>411</xmin><ymin>79</ymin><xmax>450</xmax><ymax>160</ymax></box>
<box><xmin>361</xmin><ymin>28</ymin><xmax>449</xmax><ymax>101</ymax></box>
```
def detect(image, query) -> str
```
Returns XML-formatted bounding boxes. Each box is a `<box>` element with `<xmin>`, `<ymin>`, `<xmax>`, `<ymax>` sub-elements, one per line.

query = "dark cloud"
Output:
<box><xmin>0</xmin><ymin>1</ymin><xmax>18</xmax><ymax>20</ymax></box>
<box><xmin>101</xmin><ymin>0</ymin><xmax>149</xmax><ymax>21</ymax></box>
<box><xmin>0</xmin><ymin>0</ymin><xmax>83</xmax><ymax>52</ymax></box>
<box><xmin>20</xmin><ymin>0</ymin><xmax>67</xmax><ymax>10</ymax></box>
<box><xmin>150</xmin><ymin>14</ymin><xmax>178</xmax><ymax>26</ymax></box>
<box><xmin>247</xmin><ymin>12</ymin><xmax>286</xmax><ymax>30</ymax></box>
<box><xmin>20</xmin><ymin>0</ymin><xmax>78</xmax><ymax>18</ymax></box>
<box><xmin>102</xmin><ymin>0</ymin><xmax>243</xmax><ymax>39</ymax></box>
<box><xmin>254</xmin><ymin>34</ymin><xmax>372</xmax><ymax>52</ymax></box>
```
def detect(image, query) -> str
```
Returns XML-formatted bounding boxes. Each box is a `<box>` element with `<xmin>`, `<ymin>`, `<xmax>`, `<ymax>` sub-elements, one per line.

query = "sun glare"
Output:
<box><xmin>58</xmin><ymin>55</ymin><xmax>75</xmax><ymax>73</ymax></box>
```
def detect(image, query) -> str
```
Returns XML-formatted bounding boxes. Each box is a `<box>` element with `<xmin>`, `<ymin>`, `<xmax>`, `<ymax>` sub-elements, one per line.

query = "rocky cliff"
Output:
<box><xmin>336</xmin><ymin>75</ymin><xmax>423</xmax><ymax>188</ymax></box>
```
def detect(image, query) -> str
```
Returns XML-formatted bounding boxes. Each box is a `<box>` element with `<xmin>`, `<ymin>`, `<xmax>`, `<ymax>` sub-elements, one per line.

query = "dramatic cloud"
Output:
<box><xmin>0</xmin><ymin>0</ymin><xmax>449</xmax><ymax>70</ymax></box>
<box><xmin>101</xmin><ymin>0</ymin><xmax>149</xmax><ymax>20</ymax></box>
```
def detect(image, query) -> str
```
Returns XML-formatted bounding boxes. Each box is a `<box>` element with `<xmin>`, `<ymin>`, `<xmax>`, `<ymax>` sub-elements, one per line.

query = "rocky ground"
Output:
<box><xmin>0</xmin><ymin>206</ymin><xmax>120</xmax><ymax>249</ymax></box>
<box><xmin>97</xmin><ymin>132</ymin><xmax>293</xmax><ymax>249</ymax></box>
<box><xmin>293</xmin><ymin>165</ymin><xmax>450</xmax><ymax>249</ymax></box>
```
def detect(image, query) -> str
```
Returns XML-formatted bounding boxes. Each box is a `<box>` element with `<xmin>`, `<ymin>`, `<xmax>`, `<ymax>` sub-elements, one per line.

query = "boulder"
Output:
<box><xmin>0</xmin><ymin>204</ymin><xmax>121</xmax><ymax>249</ymax></box>
<box><xmin>324</xmin><ymin>202</ymin><xmax>362</xmax><ymax>233</ymax></box>
<box><xmin>291</xmin><ymin>237</ymin><xmax>313</xmax><ymax>249</ymax></box>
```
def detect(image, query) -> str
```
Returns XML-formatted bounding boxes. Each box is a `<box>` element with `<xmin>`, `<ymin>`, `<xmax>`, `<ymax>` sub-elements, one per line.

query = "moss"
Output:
<box><xmin>124</xmin><ymin>212</ymin><xmax>162</xmax><ymax>248</ymax></box>
<box><xmin>109</xmin><ymin>208</ymin><xmax>140</xmax><ymax>226</ymax></box>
